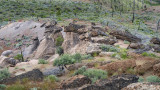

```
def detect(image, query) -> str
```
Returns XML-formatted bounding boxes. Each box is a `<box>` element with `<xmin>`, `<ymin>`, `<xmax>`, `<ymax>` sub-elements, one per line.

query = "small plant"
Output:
<box><xmin>53</xmin><ymin>53</ymin><xmax>84</xmax><ymax>66</ymax></box>
<box><xmin>82</xmin><ymin>54</ymin><xmax>94</xmax><ymax>60</ymax></box>
<box><xmin>0</xmin><ymin>84</ymin><xmax>6</xmax><ymax>90</ymax></box>
<box><xmin>146</xmin><ymin>75</ymin><xmax>160</xmax><ymax>82</ymax></box>
<box><xmin>142</xmin><ymin>52</ymin><xmax>157</xmax><ymax>57</ymax></box>
<box><xmin>45</xmin><ymin>75</ymin><xmax>59</xmax><ymax>82</ymax></box>
<box><xmin>0</xmin><ymin>68</ymin><xmax>10</xmax><ymax>80</ymax></box>
<box><xmin>126</xmin><ymin>68</ymin><xmax>136</xmax><ymax>74</ymax></box>
<box><xmin>111</xmin><ymin>48</ymin><xmax>128</xmax><ymax>60</ymax></box>
<box><xmin>55</xmin><ymin>36</ymin><xmax>64</xmax><ymax>46</ymax></box>
<box><xmin>56</xmin><ymin>46</ymin><xmax>64</xmax><ymax>55</ymax></box>
<box><xmin>74</xmin><ymin>67</ymin><xmax>107</xmax><ymax>83</ymax></box>
<box><xmin>74</xmin><ymin>66</ymin><xmax>87</xmax><ymax>75</ymax></box>
<box><xmin>138</xmin><ymin>77</ymin><xmax>144</xmax><ymax>82</ymax></box>
<box><xmin>38</xmin><ymin>59</ymin><xmax>48</xmax><ymax>64</ymax></box>
<box><xmin>14</xmin><ymin>54</ymin><xmax>24</xmax><ymax>62</ymax></box>
<box><xmin>100</xmin><ymin>45</ymin><xmax>119</xmax><ymax>52</ymax></box>
<box><xmin>123</xmin><ymin>40</ymin><xmax>130</xmax><ymax>44</ymax></box>
<box><xmin>72</xmin><ymin>53</ymin><xmax>82</xmax><ymax>62</ymax></box>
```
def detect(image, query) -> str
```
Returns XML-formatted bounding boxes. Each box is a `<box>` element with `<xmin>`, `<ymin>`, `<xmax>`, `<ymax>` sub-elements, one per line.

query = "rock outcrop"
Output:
<box><xmin>79</xmin><ymin>74</ymin><xmax>138</xmax><ymax>90</ymax></box>
<box><xmin>0</xmin><ymin>69</ymin><xmax>43</xmax><ymax>84</ymax></box>
<box><xmin>42</xmin><ymin>67</ymin><xmax>65</xmax><ymax>76</ymax></box>
<box><xmin>1</xmin><ymin>50</ymin><xmax>13</xmax><ymax>57</ymax></box>
<box><xmin>60</xmin><ymin>75</ymin><xmax>92</xmax><ymax>89</ymax></box>
<box><xmin>110</xmin><ymin>30</ymin><xmax>141</xmax><ymax>43</ymax></box>
<box><xmin>122</xmin><ymin>82</ymin><xmax>160</xmax><ymax>90</ymax></box>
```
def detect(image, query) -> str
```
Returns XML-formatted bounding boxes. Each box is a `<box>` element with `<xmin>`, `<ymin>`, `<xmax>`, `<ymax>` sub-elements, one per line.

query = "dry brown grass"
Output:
<box><xmin>98</xmin><ymin>60</ymin><xmax>136</xmax><ymax>76</ymax></box>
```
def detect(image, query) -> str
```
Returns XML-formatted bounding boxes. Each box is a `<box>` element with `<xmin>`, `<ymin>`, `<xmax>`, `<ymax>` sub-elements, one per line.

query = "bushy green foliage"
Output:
<box><xmin>74</xmin><ymin>67</ymin><xmax>107</xmax><ymax>83</ymax></box>
<box><xmin>142</xmin><ymin>52</ymin><xmax>157</xmax><ymax>57</ymax></box>
<box><xmin>0</xmin><ymin>68</ymin><xmax>10</xmax><ymax>81</ymax></box>
<box><xmin>71</xmin><ymin>53</ymin><xmax>82</xmax><ymax>62</ymax></box>
<box><xmin>146</xmin><ymin>75</ymin><xmax>160</xmax><ymax>82</ymax></box>
<box><xmin>100</xmin><ymin>45</ymin><xmax>119</xmax><ymax>52</ymax></box>
<box><xmin>138</xmin><ymin>77</ymin><xmax>144</xmax><ymax>82</ymax></box>
<box><xmin>0</xmin><ymin>84</ymin><xmax>6</xmax><ymax>90</ymax></box>
<box><xmin>55</xmin><ymin>36</ymin><xmax>64</xmax><ymax>46</ymax></box>
<box><xmin>45</xmin><ymin>75</ymin><xmax>59</xmax><ymax>82</ymax></box>
<box><xmin>123</xmin><ymin>40</ymin><xmax>130</xmax><ymax>44</ymax></box>
<box><xmin>14</xmin><ymin>54</ymin><xmax>23</xmax><ymax>61</ymax></box>
<box><xmin>74</xmin><ymin>66</ymin><xmax>87</xmax><ymax>75</ymax></box>
<box><xmin>111</xmin><ymin>48</ymin><xmax>128</xmax><ymax>60</ymax></box>
<box><xmin>82</xmin><ymin>54</ymin><xmax>94</xmax><ymax>60</ymax></box>
<box><xmin>38</xmin><ymin>59</ymin><xmax>48</xmax><ymax>64</ymax></box>
<box><xmin>56</xmin><ymin>46</ymin><xmax>64</xmax><ymax>55</ymax></box>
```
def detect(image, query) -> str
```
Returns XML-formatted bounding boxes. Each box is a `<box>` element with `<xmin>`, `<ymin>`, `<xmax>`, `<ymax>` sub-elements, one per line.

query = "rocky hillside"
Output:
<box><xmin>0</xmin><ymin>0</ymin><xmax>160</xmax><ymax>90</ymax></box>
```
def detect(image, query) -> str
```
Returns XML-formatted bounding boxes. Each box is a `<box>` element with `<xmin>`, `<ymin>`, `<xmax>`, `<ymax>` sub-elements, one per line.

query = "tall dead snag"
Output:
<box><xmin>132</xmin><ymin>0</ymin><xmax>135</xmax><ymax>23</ymax></box>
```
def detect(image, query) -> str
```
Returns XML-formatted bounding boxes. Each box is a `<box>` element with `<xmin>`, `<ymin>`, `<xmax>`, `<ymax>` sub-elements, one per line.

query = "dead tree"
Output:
<box><xmin>132</xmin><ymin>0</ymin><xmax>136</xmax><ymax>23</ymax></box>
<box><xmin>157</xmin><ymin>19</ymin><xmax>160</xmax><ymax>31</ymax></box>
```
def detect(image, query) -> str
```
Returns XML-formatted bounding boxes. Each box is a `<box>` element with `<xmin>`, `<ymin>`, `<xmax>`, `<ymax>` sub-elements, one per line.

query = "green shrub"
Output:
<box><xmin>123</xmin><ymin>40</ymin><xmax>130</xmax><ymax>44</ymax></box>
<box><xmin>146</xmin><ymin>75</ymin><xmax>160</xmax><ymax>82</ymax></box>
<box><xmin>74</xmin><ymin>66</ymin><xmax>87</xmax><ymax>75</ymax></box>
<box><xmin>56</xmin><ymin>46</ymin><xmax>64</xmax><ymax>55</ymax></box>
<box><xmin>14</xmin><ymin>54</ymin><xmax>23</xmax><ymax>61</ymax></box>
<box><xmin>53</xmin><ymin>53</ymin><xmax>88</xmax><ymax>66</ymax></box>
<box><xmin>74</xmin><ymin>67</ymin><xmax>107</xmax><ymax>83</ymax></box>
<box><xmin>72</xmin><ymin>53</ymin><xmax>82</xmax><ymax>62</ymax></box>
<box><xmin>0</xmin><ymin>68</ymin><xmax>10</xmax><ymax>80</ymax></box>
<box><xmin>111</xmin><ymin>48</ymin><xmax>128</xmax><ymax>60</ymax></box>
<box><xmin>45</xmin><ymin>75</ymin><xmax>59</xmax><ymax>82</ymax></box>
<box><xmin>142</xmin><ymin>52</ymin><xmax>157</xmax><ymax>57</ymax></box>
<box><xmin>82</xmin><ymin>54</ymin><xmax>94</xmax><ymax>60</ymax></box>
<box><xmin>0</xmin><ymin>84</ymin><xmax>6</xmax><ymax>90</ymax></box>
<box><xmin>100</xmin><ymin>45</ymin><xmax>119</xmax><ymax>52</ymax></box>
<box><xmin>38</xmin><ymin>59</ymin><xmax>48</xmax><ymax>64</ymax></box>
<box><xmin>138</xmin><ymin>77</ymin><xmax>144</xmax><ymax>82</ymax></box>
<box><xmin>55</xmin><ymin>36</ymin><xmax>64</xmax><ymax>46</ymax></box>
<box><xmin>53</xmin><ymin>54</ymin><xmax>75</xmax><ymax>66</ymax></box>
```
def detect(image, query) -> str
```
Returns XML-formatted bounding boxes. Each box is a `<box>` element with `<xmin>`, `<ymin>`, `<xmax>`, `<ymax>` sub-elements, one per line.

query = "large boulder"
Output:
<box><xmin>122</xmin><ymin>82</ymin><xmax>160</xmax><ymax>90</ymax></box>
<box><xmin>128</xmin><ymin>43</ymin><xmax>145</xmax><ymax>49</ymax></box>
<box><xmin>0</xmin><ymin>56</ymin><xmax>18</xmax><ymax>68</ymax></box>
<box><xmin>150</xmin><ymin>37</ymin><xmax>160</xmax><ymax>45</ymax></box>
<box><xmin>1</xmin><ymin>50</ymin><xmax>13</xmax><ymax>56</ymax></box>
<box><xmin>153</xmin><ymin>63</ymin><xmax>160</xmax><ymax>76</ymax></box>
<box><xmin>0</xmin><ymin>69</ymin><xmax>43</xmax><ymax>84</ymax></box>
<box><xmin>34</xmin><ymin>38</ymin><xmax>55</xmax><ymax>59</ymax></box>
<box><xmin>86</xmin><ymin>43</ymin><xmax>101</xmax><ymax>55</ymax></box>
<box><xmin>64</xmin><ymin>23</ymin><xmax>86</xmax><ymax>33</ymax></box>
<box><xmin>110</xmin><ymin>30</ymin><xmax>141</xmax><ymax>43</ymax></box>
<box><xmin>60</xmin><ymin>75</ymin><xmax>92</xmax><ymax>89</ymax></box>
<box><xmin>79</xmin><ymin>74</ymin><xmax>139</xmax><ymax>90</ymax></box>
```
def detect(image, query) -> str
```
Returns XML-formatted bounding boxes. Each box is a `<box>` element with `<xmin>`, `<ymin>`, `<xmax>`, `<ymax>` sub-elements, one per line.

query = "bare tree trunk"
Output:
<box><xmin>132</xmin><ymin>0</ymin><xmax>135</xmax><ymax>23</ymax></box>
<box><xmin>157</xmin><ymin>19</ymin><xmax>160</xmax><ymax>32</ymax></box>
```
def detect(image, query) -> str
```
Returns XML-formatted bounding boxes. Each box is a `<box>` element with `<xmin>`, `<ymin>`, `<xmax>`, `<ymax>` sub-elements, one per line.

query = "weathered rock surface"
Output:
<box><xmin>153</xmin><ymin>63</ymin><xmax>160</xmax><ymax>76</ymax></box>
<box><xmin>1</xmin><ymin>50</ymin><xmax>13</xmax><ymax>56</ymax></box>
<box><xmin>110</xmin><ymin>30</ymin><xmax>141</xmax><ymax>43</ymax></box>
<box><xmin>122</xmin><ymin>82</ymin><xmax>160</xmax><ymax>90</ymax></box>
<box><xmin>86</xmin><ymin>43</ymin><xmax>101</xmax><ymax>54</ymax></box>
<box><xmin>0</xmin><ymin>56</ymin><xmax>18</xmax><ymax>68</ymax></box>
<box><xmin>128</xmin><ymin>43</ymin><xmax>145</xmax><ymax>49</ymax></box>
<box><xmin>0</xmin><ymin>69</ymin><xmax>43</xmax><ymax>84</ymax></box>
<box><xmin>60</xmin><ymin>75</ymin><xmax>92</xmax><ymax>89</ymax></box>
<box><xmin>42</xmin><ymin>67</ymin><xmax>65</xmax><ymax>76</ymax></box>
<box><xmin>78</xmin><ymin>74</ymin><xmax>138</xmax><ymax>90</ymax></box>
<box><xmin>91</xmin><ymin>37</ymin><xmax>117</xmax><ymax>45</ymax></box>
<box><xmin>150</xmin><ymin>37</ymin><xmax>160</xmax><ymax>45</ymax></box>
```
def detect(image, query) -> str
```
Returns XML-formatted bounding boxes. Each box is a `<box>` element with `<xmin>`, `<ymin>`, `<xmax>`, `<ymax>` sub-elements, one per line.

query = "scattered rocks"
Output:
<box><xmin>60</xmin><ymin>75</ymin><xmax>91</xmax><ymax>89</ymax></box>
<box><xmin>0</xmin><ymin>69</ymin><xmax>43</xmax><ymax>84</ymax></box>
<box><xmin>122</xmin><ymin>82</ymin><xmax>160</xmax><ymax>90</ymax></box>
